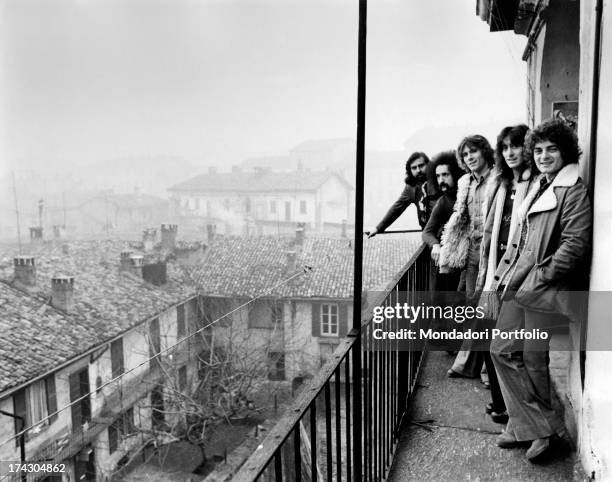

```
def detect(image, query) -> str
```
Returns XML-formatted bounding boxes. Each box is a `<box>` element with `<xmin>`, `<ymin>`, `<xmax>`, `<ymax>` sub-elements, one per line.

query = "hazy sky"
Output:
<box><xmin>0</xmin><ymin>0</ymin><xmax>527</xmax><ymax>174</ymax></box>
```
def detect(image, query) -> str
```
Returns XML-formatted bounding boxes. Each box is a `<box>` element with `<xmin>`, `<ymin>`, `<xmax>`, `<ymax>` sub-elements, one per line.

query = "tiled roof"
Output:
<box><xmin>168</xmin><ymin>170</ymin><xmax>353</xmax><ymax>193</ymax></box>
<box><xmin>192</xmin><ymin>234</ymin><xmax>421</xmax><ymax>299</ymax></box>
<box><xmin>0</xmin><ymin>240</ymin><xmax>197</xmax><ymax>393</ymax></box>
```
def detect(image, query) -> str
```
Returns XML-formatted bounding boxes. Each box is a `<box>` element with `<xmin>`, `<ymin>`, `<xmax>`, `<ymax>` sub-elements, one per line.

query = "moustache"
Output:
<box><xmin>439</xmin><ymin>182</ymin><xmax>449</xmax><ymax>190</ymax></box>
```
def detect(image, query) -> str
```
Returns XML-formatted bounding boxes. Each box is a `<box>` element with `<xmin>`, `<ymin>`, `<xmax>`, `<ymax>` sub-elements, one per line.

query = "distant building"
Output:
<box><xmin>168</xmin><ymin>168</ymin><xmax>354</xmax><ymax>236</ymax></box>
<box><xmin>190</xmin><ymin>230</ymin><xmax>420</xmax><ymax>382</ymax></box>
<box><xmin>0</xmin><ymin>233</ymin><xmax>202</xmax><ymax>481</ymax></box>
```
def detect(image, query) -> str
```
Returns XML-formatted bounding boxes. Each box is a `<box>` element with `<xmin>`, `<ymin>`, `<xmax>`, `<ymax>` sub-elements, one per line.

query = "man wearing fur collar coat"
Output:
<box><xmin>439</xmin><ymin>134</ymin><xmax>495</xmax><ymax>378</ymax></box>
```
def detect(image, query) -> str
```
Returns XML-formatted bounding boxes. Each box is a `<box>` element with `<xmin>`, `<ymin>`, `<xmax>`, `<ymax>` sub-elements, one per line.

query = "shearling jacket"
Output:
<box><xmin>438</xmin><ymin>169</ymin><xmax>494</xmax><ymax>273</ymax></box>
<box><xmin>491</xmin><ymin>163</ymin><xmax>592</xmax><ymax>322</ymax></box>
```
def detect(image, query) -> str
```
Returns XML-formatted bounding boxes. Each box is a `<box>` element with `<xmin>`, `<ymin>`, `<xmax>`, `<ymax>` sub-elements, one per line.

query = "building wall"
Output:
<box><xmin>576</xmin><ymin>0</ymin><xmax>612</xmax><ymax>479</ymax></box>
<box><xmin>526</xmin><ymin>0</ymin><xmax>580</xmax><ymax>125</ymax></box>
<box><xmin>0</xmin><ymin>296</ymin><xmax>200</xmax><ymax>481</ymax></box>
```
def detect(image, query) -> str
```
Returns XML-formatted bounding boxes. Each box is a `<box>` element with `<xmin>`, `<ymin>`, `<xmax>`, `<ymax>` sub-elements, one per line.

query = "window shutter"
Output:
<box><xmin>45</xmin><ymin>375</ymin><xmax>58</xmax><ymax>422</ymax></box>
<box><xmin>311</xmin><ymin>303</ymin><xmax>321</xmax><ymax>337</ymax></box>
<box><xmin>69</xmin><ymin>372</ymin><xmax>82</xmax><ymax>433</ymax></box>
<box><xmin>12</xmin><ymin>389</ymin><xmax>27</xmax><ymax>446</ymax></box>
<box><xmin>339</xmin><ymin>304</ymin><xmax>349</xmax><ymax>337</ymax></box>
<box><xmin>111</xmin><ymin>339</ymin><xmax>124</xmax><ymax>378</ymax></box>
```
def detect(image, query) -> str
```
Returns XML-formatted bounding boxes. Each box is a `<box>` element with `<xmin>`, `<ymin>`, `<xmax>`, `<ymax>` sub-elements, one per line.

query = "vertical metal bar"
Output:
<box><xmin>334</xmin><ymin>369</ymin><xmax>342</xmax><ymax>482</ymax></box>
<box><xmin>372</xmin><ymin>341</ymin><xmax>378</xmax><ymax>480</ymax></box>
<box><xmin>310</xmin><ymin>403</ymin><xmax>318</xmax><ymax>482</ymax></box>
<box><xmin>345</xmin><ymin>355</ymin><xmax>352</xmax><ymax>482</ymax></box>
<box><xmin>294</xmin><ymin>421</ymin><xmax>302</xmax><ymax>482</ymax></box>
<box><xmin>275</xmin><ymin>450</ymin><xmax>283</xmax><ymax>482</ymax></box>
<box><xmin>324</xmin><ymin>384</ymin><xmax>332</xmax><ymax>481</ymax></box>
<box><xmin>351</xmin><ymin>0</ymin><xmax>366</xmax><ymax>476</ymax></box>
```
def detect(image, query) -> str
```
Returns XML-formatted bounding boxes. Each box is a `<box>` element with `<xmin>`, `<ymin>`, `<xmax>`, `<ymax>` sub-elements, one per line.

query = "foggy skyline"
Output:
<box><xmin>0</xmin><ymin>0</ymin><xmax>526</xmax><ymax>177</ymax></box>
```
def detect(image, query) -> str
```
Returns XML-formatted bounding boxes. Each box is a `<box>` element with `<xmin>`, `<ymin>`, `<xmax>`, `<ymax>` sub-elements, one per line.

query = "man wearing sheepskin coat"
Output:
<box><xmin>439</xmin><ymin>134</ymin><xmax>495</xmax><ymax>379</ymax></box>
<box><xmin>368</xmin><ymin>152</ymin><xmax>437</xmax><ymax>236</ymax></box>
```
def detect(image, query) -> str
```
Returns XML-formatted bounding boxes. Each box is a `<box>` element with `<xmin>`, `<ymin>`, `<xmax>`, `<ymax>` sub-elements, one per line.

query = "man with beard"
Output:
<box><xmin>422</xmin><ymin>152</ymin><xmax>463</xmax><ymax>349</ymax></box>
<box><xmin>368</xmin><ymin>152</ymin><xmax>437</xmax><ymax>236</ymax></box>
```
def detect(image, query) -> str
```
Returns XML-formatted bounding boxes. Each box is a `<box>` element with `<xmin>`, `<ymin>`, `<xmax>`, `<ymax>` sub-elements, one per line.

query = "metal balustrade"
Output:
<box><xmin>234</xmin><ymin>244</ymin><xmax>430</xmax><ymax>481</ymax></box>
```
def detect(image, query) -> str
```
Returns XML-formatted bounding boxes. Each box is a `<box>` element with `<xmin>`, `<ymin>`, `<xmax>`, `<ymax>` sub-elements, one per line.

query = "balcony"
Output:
<box><xmin>232</xmin><ymin>244</ymin><xmax>580</xmax><ymax>481</ymax></box>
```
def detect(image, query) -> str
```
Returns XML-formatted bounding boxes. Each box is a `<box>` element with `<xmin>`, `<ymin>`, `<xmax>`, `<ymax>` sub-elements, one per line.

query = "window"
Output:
<box><xmin>178</xmin><ymin>366</ymin><xmax>188</xmax><ymax>391</ymax></box>
<box><xmin>300</xmin><ymin>200</ymin><xmax>307</xmax><ymax>214</ymax></box>
<box><xmin>248</xmin><ymin>300</ymin><xmax>283</xmax><ymax>329</ymax></box>
<box><xmin>12</xmin><ymin>375</ymin><xmax>57</xmax><ymax>443</ymax></box>
<box><xmin>177</xmin><ymin>303</ymin><xmax>186</xmax><ymax>338</ymax></box>
<box><xmin>202</xmin><ymin>297</ymin><xmax>232</xmax><ymax>328</ymax></box>
<box><xmin>270</xmin><ymin>200</ymin><xmax>277</xmax><ymax>214</ymax></box>
<box><xmin>69</xmin><ymin>368</ymin><xmax>91</xmax><ymax>434</ymax></box>
<box><xmin>321</xmin><ymin>304</ymin><xmax>339</xmax><ymax>336</ymax></box>
<box><xmin>108</xmin><ymin>408</ymin><xmax>134</xmax><ymax>454</ymax></box>
<box><xmin>111</xmin><ymin>339</ymin><xmax>124</xmax><ymax>378</ymax></box>
<box><xmin>268</xmin><ymin>352</ymin><xmax>285</xmax><ymax>381</ymax></box>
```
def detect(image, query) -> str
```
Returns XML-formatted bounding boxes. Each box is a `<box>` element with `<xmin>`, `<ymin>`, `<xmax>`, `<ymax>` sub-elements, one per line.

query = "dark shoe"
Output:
<box><xmin>481</xmin><ymin>379</ymin><xmax>491</xmax><ymax>389</ymax></box>
<box><xmin>526</xmin><ymin>437</ymin><xmax>551</xmax><ymax>462</ymax></box>
<box><xmin>485</xmin><ymin>403</ymin><xmax>494</xmax><ymax>414</ymax></box>
<box><xmin>496</xmin><ymin>431</ymin><xmax>523</xmax><ymax>448</ymax></box>
<box><xmin>447</xmin><ymin>369</ymin><xmax>461</xmax><ymax>378</ymax></box>
<box><xmin>490</xmin><ymin>411</ymin><xmax>509</xmax><ymax>424</ymax></box>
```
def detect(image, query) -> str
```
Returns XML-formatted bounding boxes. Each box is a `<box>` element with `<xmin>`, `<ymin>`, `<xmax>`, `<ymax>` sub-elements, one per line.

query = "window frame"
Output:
<box><xmin>320</xmin><ymin>303</ymin><xmax>339</xmax><ymax>337</ymax></box>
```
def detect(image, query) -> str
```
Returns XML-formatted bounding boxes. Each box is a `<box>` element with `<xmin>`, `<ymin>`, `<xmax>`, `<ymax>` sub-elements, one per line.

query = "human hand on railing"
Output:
<box><xmin>431</xmin><ymin>244</ymin><xmax>441</xmax><ymax>265</ymax></box>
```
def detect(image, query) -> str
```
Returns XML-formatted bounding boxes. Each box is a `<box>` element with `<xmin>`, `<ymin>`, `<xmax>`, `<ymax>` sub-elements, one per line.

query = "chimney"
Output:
<box><xmin>160</xmin><ymin>224</ymin><xmax>178</xmax><ymax>250</ymax></box>
<box><xmin>231</xmin><ymin>165</ymin><xmax>242</xmax><ymax>174</ymax></box>
<box><xmin>341</xmin><ymin>219</ymin><xmax>347</xmax><ymax>238</ymax></box>
<box><xmin>120</xmin><ymin>250</ymin><xmax>133</xmax><ymax>271</ymax></box>
<box><xmin>142</xmin><ymin>228</ymin><xmax>157</xmax><ymax>251</ymax></box>
<box><xmin>206</xmin><ymin>224</ymin><xmax>216</xmax><ymax>243</ymax></box>
<box><xmin>51</xmin><ymin>275</ymin><xmax>74</xmax><ymax>312</ymax></box>
<box><xmin>208</xmin><ymin>166</ymin><xmax>218</xmax><ymax>175</ymax></box>
<box><xmin>53</xmin><ymin>225</ymin><xmax>65</xmax><ymax>239</ymax></box>
<box><xmin>29</xmin><ymin>226</ymin><xmax>43</xmax><ymax>242</ymax></box>
<box><xmin>14</xmin><ymin>256</ymin><xmax>36</xmax><ymax>286</ymax></box>
<box><xmin>286</xmin><ymin>250</ymin><xmax>297</xmax><ymax>272</ymax></box>
<box><xmin>142</xmin><ymin>261</ymin><xmax>167</xmax><ymax>286</ymax></box>
<box><xmin>295</xmin><ymin>223</ymin><xmax>305</xmax><ymax>246</ymax></box>
<box><xmin>129</xmin><ymin>255</ymin><xmax>144</xmax><ymax>278</ymax></box>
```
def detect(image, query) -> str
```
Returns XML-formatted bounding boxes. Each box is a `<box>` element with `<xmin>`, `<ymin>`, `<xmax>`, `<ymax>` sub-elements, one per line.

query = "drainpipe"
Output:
<box><xmin>582</xmin><ymin>0</ymin><xmax>604</xmax><ymax>387</ymax></box>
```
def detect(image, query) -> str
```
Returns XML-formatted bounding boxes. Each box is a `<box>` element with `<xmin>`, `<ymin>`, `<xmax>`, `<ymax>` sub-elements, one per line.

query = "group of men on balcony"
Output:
<box><xmin>369</xmin><ymin>119</ymin><xmax>592</xmax><ymax>462</ymax></box>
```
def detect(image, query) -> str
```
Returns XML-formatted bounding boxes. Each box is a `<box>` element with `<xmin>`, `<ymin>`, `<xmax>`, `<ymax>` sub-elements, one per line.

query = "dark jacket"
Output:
<box><xmin>492</xmin><ymin>164</ymin><xmax>591</xmax><ymax>322</ymax></box>
<box><xmin>422</xmin><ymin>190</ymin><xmax>456</xmax><ymax>247</ymax></box>
<box><xmin>376</xmin><ymin>181</ymin><xmax>438</xmax><ymax>231</ymax></box>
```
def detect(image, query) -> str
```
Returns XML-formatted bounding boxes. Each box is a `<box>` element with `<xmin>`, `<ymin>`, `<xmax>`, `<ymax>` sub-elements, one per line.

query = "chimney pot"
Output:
<box><xmin>206</xmin><ymin>224</ymin><xmax>216</xmax><ymax>243</ymax></box>
<box><xmin>142</xmin><ymin>228</ymin><xmax>157</xmax><ymax>251</ymax></box>
<box><xmin>53</xmin><ymin>225</ymin><xmax>65</xmax><ymax>239</ymax></box>
<box><xmin>295</xmin><ymin>223</ymin><xmax>305</xmax><ymax>246</ymax></box>
<box><xmin>51</xmin><ymin>275</ymin><xmax>75</xmax><ymax>312</ymax></box>
<box><xmin>29</xmin><ymin>226</ymin><xmax>43</xmax><ymax>241</ymax></box>
<box><xmin>14</xmin><ymin>256</ymin><xmax>36</xmax><ymax>286</ymax></box>
<box><xmin>129</xmin><ymin>254</ymin><xmax>144</xmax><ymax>278</ymax></box>
<box><xmin>231</xmin><ymin>165</ymin><xmax>242</xmax><ymax>174</ymax></box>
<box><xmin>286</xmin><ymin>250</ymin><xmax>297</xmax><ymax>272</ymax></box>
<box><xmin>208</xmin><ymin>166</ymin><xmax>218</xmax><ymax>175</ymax></box>
<box><xmin>160</xmin><ymin>224</ymin><xmax>178</xmax><ymax>250</ymax></box>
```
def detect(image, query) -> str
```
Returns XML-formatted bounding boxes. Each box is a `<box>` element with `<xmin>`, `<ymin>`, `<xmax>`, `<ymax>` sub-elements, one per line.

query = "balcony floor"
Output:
<box><xmin>388</xmin><ymin>351</ymin><xmax>586</xmax><ymax>481</ymax></box>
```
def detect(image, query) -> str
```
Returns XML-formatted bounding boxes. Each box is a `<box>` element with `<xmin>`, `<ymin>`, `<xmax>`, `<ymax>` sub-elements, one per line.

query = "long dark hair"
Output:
<box><xmin>494</xmin><ymin>124</ymin><xmax>533</xmax><ymax>181</ymax></box>
<box><xmin>404</xmin><ymin>151</ymin><xmax>430</xmax><ymax>186</ymax></box>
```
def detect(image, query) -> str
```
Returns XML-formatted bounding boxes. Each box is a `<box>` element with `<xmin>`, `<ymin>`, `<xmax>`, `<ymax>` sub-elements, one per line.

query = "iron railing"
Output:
<box><xmin>234</xmin><ymin>244</ymin><xmax>430</xmax><ymax>481</ymax></box>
